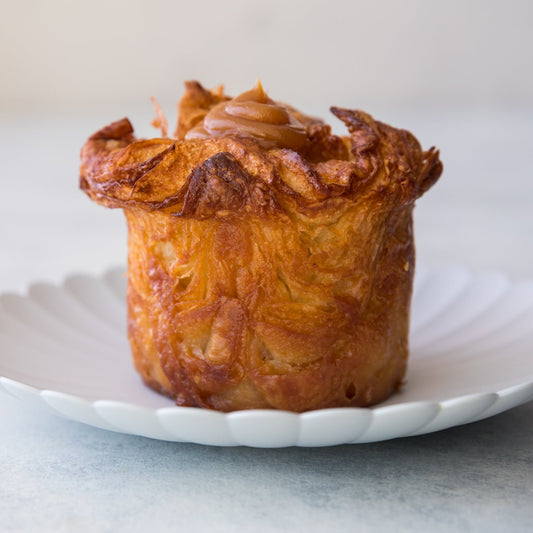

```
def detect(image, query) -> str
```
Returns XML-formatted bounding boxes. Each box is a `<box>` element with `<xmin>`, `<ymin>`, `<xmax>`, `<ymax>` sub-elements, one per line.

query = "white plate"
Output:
<box><xmin>1</xmin><ymin>265</ymin><xmax>532</xmax><ymax>447</ymax></box>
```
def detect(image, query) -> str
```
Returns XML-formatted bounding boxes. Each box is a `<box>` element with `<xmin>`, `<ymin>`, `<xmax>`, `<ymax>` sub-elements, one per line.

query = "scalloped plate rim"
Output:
<box><xmin>1</xmin><ymin>264</ymin><xmax>532</xmax><ymax>447</ymax></box>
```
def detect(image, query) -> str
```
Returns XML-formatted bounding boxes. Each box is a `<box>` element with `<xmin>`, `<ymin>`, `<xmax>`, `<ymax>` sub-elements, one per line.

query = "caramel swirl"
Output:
<box><xmin>185</xmin><ymin>82</ymin><xmax>307</xmax><ymax>149</ymax></box>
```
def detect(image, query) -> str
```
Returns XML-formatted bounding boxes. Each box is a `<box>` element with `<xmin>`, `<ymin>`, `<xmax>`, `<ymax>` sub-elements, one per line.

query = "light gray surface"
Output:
<box><xmin>1</xmin><ymin>393</ymin><xmax>532</xmax><ymax>533</ymax></box>
<box><xmin>1</xmin><ymin>109</ymin><xmax>532</xmax><ymax>531</ymax></box>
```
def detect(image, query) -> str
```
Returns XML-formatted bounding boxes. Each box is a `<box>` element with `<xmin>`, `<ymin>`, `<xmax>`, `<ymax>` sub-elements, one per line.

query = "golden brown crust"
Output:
<box><xmin>79</xmin><ymin>82</ymin><xmax>442</xmax><ymax>411</ymax></box>
<box><xmin>174</xmin><ymin>81</ymin><xmax>230</xmax><ymax>140</ymax></box>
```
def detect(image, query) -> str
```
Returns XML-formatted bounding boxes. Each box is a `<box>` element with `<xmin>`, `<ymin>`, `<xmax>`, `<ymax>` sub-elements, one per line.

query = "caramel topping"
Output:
<box><xmin>185</xmin><ymin>81</ymin><xmax>307</xmax><ymax>150</ymax></box>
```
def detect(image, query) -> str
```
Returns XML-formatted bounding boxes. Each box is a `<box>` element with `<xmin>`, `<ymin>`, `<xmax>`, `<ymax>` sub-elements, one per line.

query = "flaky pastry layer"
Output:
<box><xmin>80</xmin><ymin>82</ymin><xmax>442</xmax><ymax>411</ymax></box>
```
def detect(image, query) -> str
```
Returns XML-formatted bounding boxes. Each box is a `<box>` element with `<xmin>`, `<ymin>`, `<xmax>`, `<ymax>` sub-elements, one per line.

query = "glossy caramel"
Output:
<box><xmin>185</xmin><ymin>81</ymin><xmax>307</xmax><ymax>149</ymax></box>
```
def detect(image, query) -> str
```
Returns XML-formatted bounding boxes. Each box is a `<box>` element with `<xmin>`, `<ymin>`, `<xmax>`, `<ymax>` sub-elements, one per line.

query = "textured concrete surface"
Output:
<box><xmin>1</xmin><ymin>393</ymin><xmax>532</xmax><ymax>533</ymax></box>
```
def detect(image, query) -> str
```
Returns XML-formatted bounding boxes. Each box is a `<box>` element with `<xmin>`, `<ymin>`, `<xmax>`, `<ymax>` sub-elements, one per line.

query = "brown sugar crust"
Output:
<box><xmin>80</xmin><ymin>82</ymin><xmax>442</xmax><ymax>411</ymax></box>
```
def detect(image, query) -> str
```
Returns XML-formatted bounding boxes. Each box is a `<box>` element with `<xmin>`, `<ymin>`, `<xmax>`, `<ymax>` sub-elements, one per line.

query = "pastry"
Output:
<box><xmin>80</xmin><ymin>81</ymin><xmax>442</xmax><ymax>412</ymax></box>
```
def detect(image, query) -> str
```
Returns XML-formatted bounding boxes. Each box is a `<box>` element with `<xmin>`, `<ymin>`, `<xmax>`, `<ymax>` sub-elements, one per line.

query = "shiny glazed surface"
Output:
<box><xmin>185</xmin><ymin>81</ymin><xmax>307</xmax><ymax>149</ymax></box>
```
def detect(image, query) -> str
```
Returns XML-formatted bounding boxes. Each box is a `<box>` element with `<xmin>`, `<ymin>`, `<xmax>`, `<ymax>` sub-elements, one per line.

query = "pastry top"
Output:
<box><xmin>80</xmin><ymin>81</ymin><xmax>442</xmax><ymax>218</ymax></box>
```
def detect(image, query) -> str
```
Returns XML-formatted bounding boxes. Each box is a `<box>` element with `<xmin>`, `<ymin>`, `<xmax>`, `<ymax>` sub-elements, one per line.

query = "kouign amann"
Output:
<box><xmin>80</xmin><ymin>81</ymin><xmax>442</xmax><ymax>411</ymax></box>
